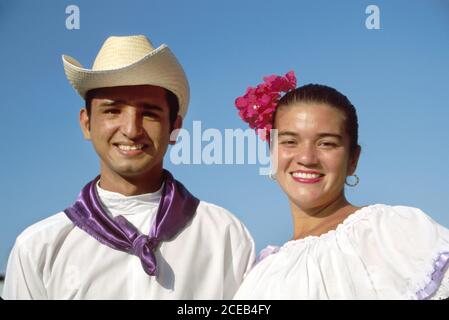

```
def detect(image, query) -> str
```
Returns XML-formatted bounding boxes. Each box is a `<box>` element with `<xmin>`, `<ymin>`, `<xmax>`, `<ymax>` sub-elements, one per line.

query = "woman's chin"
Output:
<box><xmin>290</xmin><ymin>197</ymin><xmax>323</xmax><ymax>211</ymax></box>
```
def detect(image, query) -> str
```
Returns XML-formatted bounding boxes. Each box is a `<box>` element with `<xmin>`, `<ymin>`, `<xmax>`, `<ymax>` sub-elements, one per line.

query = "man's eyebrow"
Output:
<box><xmin>96</xmin><ymin>100</ymin><xmax>164</xmax><ymax>111</ymax></box>
<box><xmin>141</xmin><ymin>103</ymin><xmax>164</xmax><ymax>112</ymax></box>
<box><xmin>96</xmin><ymin>99</ymin><xmax>116</xmax><ymax>106</ymax></box>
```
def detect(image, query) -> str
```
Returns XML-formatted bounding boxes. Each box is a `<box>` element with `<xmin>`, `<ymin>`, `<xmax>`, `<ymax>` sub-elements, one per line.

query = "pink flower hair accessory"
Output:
<box><xmin>235</xmin><ymin>71</ymin><xmax>297</xmax><ymax>141</ymax></box>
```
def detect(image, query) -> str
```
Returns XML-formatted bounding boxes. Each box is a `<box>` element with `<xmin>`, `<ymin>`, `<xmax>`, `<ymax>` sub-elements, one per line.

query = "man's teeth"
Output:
<box><xmin>292</xmin><ymin>172</ymin><xmax>322</xmax><ymax>179</ymax></box>
<box><xmin>117</xmin><ymin>144</ymin><xmax>144</xmax><ymax>151</ymax></box>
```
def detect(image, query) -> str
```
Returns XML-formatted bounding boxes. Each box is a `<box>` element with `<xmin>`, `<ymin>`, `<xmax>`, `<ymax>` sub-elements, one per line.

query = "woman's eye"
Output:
<box><xmin>318</xmin><ymin>141</ymin><xmax>337</xmax><ymax>148</ymax></box>
<box><xmin>280</xmin><ymin>140</ymin><xmax>296</xmax><ymax>146</ymax></box>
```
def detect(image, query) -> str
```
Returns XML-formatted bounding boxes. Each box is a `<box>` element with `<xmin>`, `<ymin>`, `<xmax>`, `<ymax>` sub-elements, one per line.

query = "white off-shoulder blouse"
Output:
<box><xmin>234</xmin><ymin>205</ymin><xmax>449</xmax><ymax>300</ymax></box>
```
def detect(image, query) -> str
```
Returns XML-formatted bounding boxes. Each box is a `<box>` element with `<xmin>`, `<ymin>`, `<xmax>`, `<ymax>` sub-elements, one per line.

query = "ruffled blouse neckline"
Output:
<box><xmin>280</xmin><ymin>204</ymin><xmax>383</xmax><ymax>249</ymax></box>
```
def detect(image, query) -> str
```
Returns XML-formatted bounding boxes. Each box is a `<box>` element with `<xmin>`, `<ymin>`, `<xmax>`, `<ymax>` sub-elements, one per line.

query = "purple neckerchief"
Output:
<box><xmin>64</xmin><ymin>170</ymin><xmax>199</xmax><ymax>277</ymax></box>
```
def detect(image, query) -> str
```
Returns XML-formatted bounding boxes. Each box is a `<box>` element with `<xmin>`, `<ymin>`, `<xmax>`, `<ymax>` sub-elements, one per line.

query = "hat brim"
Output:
<box><xmin>62</xmin><ymin>44</ymin><xmax>189</xmax><ymax>118</ymax></box>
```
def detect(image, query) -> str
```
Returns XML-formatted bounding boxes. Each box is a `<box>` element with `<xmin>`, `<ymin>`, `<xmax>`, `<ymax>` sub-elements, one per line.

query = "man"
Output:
<box><xmin>2</xmin><ymin>35</ymin><xmax>255</xmax><ymax>299</ymax></box>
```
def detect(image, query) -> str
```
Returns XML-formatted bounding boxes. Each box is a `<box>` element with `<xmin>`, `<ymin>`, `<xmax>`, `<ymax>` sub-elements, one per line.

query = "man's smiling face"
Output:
<box><xmin>80</xmin><ymin>85</ymin><xmax>176</xmax><ymax>183</ymax></box>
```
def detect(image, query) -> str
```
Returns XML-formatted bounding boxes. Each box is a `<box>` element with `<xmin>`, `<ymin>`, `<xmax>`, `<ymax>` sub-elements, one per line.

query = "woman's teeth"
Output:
<box><xmin>292</xmin><ymin>172</ymin><xmax>322</xmax><ymax>179</ymax></box>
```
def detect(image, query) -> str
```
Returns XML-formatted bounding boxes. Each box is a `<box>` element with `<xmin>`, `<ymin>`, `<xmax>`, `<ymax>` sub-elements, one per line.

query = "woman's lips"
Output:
<box><xmin>290</xmin><ymin>171</ymin><xmax>324</xmax><ymax>184</ymax></box>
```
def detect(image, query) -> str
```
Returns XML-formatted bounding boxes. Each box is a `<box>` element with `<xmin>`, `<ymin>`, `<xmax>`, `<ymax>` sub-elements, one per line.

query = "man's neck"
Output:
<box><xmin>98</xmin><ymin>170</ymin><xmax>165</xmax><ymax>196</ymax></box>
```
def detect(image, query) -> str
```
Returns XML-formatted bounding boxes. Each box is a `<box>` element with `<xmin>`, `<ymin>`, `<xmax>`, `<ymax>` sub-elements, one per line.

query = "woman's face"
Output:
<box><xmin>273</xmin><ymin>102</ymin><xmax>359</xmax><ymax>210</ymax></box>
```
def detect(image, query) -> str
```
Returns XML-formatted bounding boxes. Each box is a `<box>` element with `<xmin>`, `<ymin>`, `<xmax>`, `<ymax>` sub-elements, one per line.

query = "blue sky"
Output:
<box><xmin>1</xmin><ymin>0</ymin><xmax>448</xmax><ymax>273</ymax></box>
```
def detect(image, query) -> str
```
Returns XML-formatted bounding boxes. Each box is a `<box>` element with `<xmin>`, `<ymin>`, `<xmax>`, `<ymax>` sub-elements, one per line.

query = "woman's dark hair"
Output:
<box><xmin>85</xmin><ymin>88</ymin><xmax>180</xmax><ymax>126</ymax></box>
<box><xmin>275</xmin><ymin>84</ymin><xmax>360</xmax><ymax>156</ymax></box>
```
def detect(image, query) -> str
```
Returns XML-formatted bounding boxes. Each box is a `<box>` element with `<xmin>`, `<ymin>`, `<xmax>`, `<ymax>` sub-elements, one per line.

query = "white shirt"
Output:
<box><xmin>2</xmin><ymin>183</ymin><xmax>256</xmax><ymax>299</ymax></box>
<box><xmin>234</xmin><ymin>205</ymin><xmax>449</xmax><ymax>300</ymax></box>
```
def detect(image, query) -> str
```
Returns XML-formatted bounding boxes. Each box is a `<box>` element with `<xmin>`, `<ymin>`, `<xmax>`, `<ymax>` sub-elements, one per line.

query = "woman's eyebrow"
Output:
<box><xmin>277</xmin><ymin>132</ymin><xmax>343</xmax><ymax>140</ymax></box>
<box><xmin>278</xmin><ymin>131</ymin><xmax>298</xmax><ymax>137</ymax></box>
<box><xmin>316</xmin><ymin>133</ymin><xmax>343</xmax><ymax>140</ymax></box>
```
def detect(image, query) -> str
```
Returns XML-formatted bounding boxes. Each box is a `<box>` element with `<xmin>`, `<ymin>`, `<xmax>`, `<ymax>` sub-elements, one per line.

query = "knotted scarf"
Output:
<box><xmin>64</xmin><ymin>170</ymin><xmax>199</xmax><ymax>276</ymax></box>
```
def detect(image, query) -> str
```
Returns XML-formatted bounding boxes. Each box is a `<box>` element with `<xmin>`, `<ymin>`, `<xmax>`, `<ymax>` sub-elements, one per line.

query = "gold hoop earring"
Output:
<box><xmin>345</xmin><ymin>174</ymin><xmax>359</xmax><ymax>187</ymax></box>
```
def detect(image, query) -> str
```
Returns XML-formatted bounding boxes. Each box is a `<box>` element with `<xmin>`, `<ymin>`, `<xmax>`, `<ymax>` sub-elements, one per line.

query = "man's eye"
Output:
<box><xmin>142</xmin><ymin>111</ymin><xmax>158</xmax><ymax>118</ymax></box>
<box><xmin>104</xmin><ymin>108</ymin><xmax>120</xmax><ymax>114</ymax></box>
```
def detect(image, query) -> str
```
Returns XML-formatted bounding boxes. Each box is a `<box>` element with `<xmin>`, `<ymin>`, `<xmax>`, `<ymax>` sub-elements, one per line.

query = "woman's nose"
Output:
<box><xmin>294</xmin><ymin>143</ymin><xmax>318</xmax><ymax>166</ymax></box>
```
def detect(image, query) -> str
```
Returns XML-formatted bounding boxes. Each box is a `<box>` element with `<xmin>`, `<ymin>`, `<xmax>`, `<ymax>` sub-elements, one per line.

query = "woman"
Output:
<box><xmin>233</xmin><ymin>71</ymin><xmax>449</xmax><ymax>299</ymax></box>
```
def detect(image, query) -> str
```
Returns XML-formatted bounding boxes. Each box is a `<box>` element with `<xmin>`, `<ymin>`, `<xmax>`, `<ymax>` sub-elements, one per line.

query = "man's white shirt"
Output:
<box><xmin>2</xmin><ymin>183</ymin><xmax>255</xmax><ymax>299</ymax></box>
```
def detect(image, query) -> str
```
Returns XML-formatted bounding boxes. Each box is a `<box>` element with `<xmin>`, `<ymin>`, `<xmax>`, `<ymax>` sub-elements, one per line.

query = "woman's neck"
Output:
<box><xmin>290</xmin><ymin>195</ymin><xmax>361</xmax><ymax>240</ymax></box>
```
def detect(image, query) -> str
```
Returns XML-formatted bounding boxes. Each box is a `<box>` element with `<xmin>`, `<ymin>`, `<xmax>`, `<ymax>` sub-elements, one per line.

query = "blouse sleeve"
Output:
<box><xmin>348</xmin><ymin>205</ymin><xmax>449</xmax><ymax>299</ymax></box>
<box><xmin>429</xmin><ymin>263</ymin><xmax>449</xmax><ymax>300</ymax></box>
<box><xmin>388</xmin><ymin>207</ymin><xmax>449</xmax><ymax>299</ymax></box>
<box><xmin>2</xmin><ymin>240</ymin><xmax>47</xmax><ymax>299</ymax></box>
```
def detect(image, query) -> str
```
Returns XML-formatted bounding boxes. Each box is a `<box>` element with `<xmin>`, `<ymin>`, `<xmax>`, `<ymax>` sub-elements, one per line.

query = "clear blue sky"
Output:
<box><xmin>1</xmin><ymin>0</ymin><xmax>448</xmax><ymax>273</ymax></box>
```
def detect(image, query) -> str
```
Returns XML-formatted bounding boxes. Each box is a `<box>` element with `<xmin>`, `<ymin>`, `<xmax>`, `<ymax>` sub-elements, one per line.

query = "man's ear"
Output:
<box><xmin>169</xmin><ymin>115</ymin><xmax>183</xmax><ymax>145</ymax></box>
<box><xmin>347</xmin><ymin>145</ymin><xmax>361</xmax><ymax>176</ymax></box>
<box><xmin>79</xmin><ymin>108</ymin><xmax>91</xmax><ymax>140</ymax></box>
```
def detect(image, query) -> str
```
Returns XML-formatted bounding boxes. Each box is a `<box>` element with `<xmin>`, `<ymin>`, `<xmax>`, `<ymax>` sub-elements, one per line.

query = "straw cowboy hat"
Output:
<box><xmin>62</xmin><ymin>35</ymin><xmax>190</xmax><ymax>118</ymax></box>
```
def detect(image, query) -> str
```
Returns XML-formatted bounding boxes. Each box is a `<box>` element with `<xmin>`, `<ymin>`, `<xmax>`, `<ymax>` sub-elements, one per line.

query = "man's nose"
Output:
<box><xmin>120</xmin><ymin>109</ymin><xmax>144</xmax><ymax>139</ymax></box>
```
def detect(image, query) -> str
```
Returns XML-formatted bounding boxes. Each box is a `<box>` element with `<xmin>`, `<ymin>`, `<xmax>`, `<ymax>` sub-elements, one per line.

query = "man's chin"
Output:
<box><xmin>113</xmin><ymin>164</ymin><xmax>163</xmax><ymax>178</ymax></box>
<box><xmin>115</xmin><ymin>169</ymin><xmax>155</xmax><ymax>178</ymax></box>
